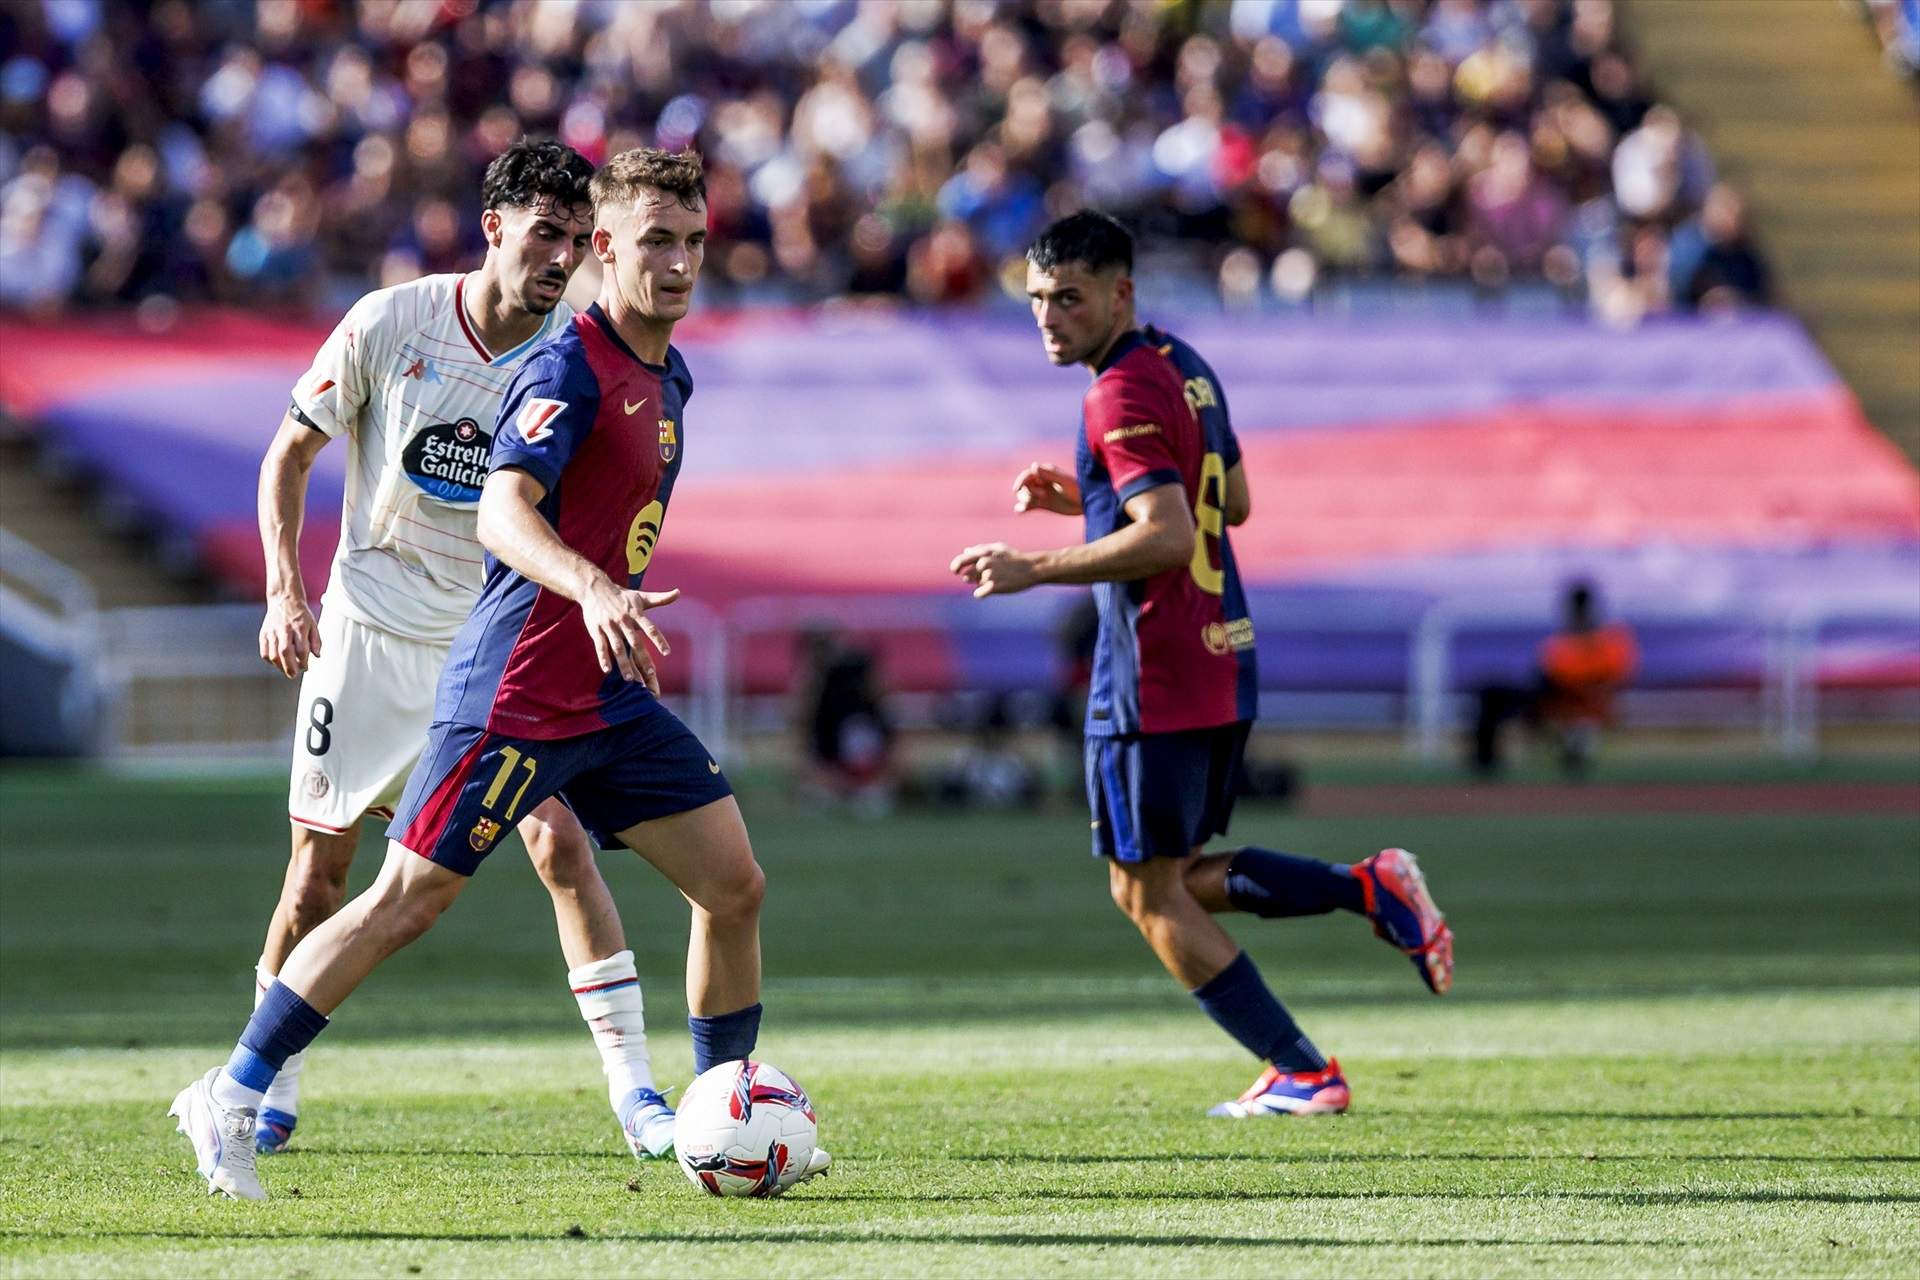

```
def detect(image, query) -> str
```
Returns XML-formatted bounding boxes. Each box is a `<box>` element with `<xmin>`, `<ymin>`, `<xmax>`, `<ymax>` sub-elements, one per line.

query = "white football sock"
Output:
<box><xmin>211</xmin><ymin>1069</ymin><xmax>265</xmax><ymax>1112</ymax></box>
<box><xmin>569</xmin><ymin>949</ymin><xmax>654</xmax><ymax>1112</ymax></box>
<box><xmin>255</xmin><ymin>960</ymin><xmax>305</xmax><ymax>1117</ymax></box>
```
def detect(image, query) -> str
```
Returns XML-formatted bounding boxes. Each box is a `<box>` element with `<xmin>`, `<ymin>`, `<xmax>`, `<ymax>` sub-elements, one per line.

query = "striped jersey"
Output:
<box><xmin>1076</xmin><ymin>325</ymin><xmax>1258</xmax><ymax>736</ymax></box>
<box><xmin>436</xmin><ymin>305</ymin><xmax>692</xmax><ymax>739</ymax></box>
<box><xmin>289</xmin><ymin>273</ymin><xmax>573</xmax><ymax>644</ymax></box>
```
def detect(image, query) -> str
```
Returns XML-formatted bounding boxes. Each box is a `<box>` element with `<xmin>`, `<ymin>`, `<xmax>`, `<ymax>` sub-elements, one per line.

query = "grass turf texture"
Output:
<box><xmin>1</xmin><ymin>768</ymin><xmax>1916</xmax><ymax>1278</ymax></box>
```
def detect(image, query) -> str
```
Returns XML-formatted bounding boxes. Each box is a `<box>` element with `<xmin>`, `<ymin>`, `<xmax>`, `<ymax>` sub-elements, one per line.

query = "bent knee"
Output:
<box><xmin>1108</xmin><ymin>861</ymin><xmax>1186</xmax><ymax>922</ymax></box>
<box><xmin>524</xmin><ymin>828</ymin><xmax>595</xmax><ymax>886</ymax></box>
<box><xmin>705</xmin><ymin>860</ymin><xmax>765</xmax><ymax>923</ymax></box>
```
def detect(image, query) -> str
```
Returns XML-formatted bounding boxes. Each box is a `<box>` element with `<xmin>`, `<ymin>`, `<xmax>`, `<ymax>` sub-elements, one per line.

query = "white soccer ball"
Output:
<box><xmin>675</xmin><ymin>1059</ymin><xmax>818</xmax><ymax>1197</ymax></box>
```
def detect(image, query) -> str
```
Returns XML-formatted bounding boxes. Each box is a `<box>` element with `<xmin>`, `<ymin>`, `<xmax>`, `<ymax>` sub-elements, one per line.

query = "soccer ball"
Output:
<box><xmin>675</xmin><ymin>1059</ymin><xmax>818</xmax><ymax>1197</ymax></box>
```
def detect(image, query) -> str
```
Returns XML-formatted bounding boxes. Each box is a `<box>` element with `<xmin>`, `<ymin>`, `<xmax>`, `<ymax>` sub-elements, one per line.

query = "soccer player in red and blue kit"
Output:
<box><xmin>171</xmin><ymin>148</ymin><xmax>826</xmax><ymax>1199</ymax></box>
<box><xmin>951</xmin><ymin>212</ymin><xmax>1456</xmax><ymax>1118</ymax></box>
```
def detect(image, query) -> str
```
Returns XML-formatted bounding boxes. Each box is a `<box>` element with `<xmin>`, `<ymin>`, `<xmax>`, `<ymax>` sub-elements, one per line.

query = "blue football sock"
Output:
<box><xmin>222</xmin><ymin>980</ymin><xmax>329</xmax><ymax>1100</ymax></box>
<box><xmin>1224</xmin><ymin>847</ymin><xmax>1365</xmax><ymax>918</ymax></box>
<box><xmin>1190</xmin><ymin>951</ymin><xmax>1326</xmax><ymax>1072</ymax></box>
<box><xmin>689</xmin><ymin>1002</ymin><xmax>762</xmax><ymax>1074</ymax></box>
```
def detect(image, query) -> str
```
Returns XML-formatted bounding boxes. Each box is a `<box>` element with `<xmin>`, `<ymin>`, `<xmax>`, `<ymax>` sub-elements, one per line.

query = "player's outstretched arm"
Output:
<box><xmin>1012</xmin><ymin>461</ymin><xmax>1082</xmax><ymax>516</ymax></box>
<box><xmin>257</xmin><ymin>411</ymin><xmax>331</xmax><ymax>678</ymax></box>
<box><xmin>477</xmin><ymin>468</ymin><xmax>679</xmax><ymax>694</ymax></box>
<box><xmin>953</xmin><ymin>483</ymin><xmax>1194</xmax><ymax>598</ymax></box>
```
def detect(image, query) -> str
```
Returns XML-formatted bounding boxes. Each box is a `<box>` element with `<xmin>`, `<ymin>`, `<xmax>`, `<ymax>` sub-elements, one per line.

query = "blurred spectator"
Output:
<box><xmin>795</xmin><ymin>628</ymin><xmax>898</xmax><ymax>816</ymax></box>
<box><xmin>1536</xmin><ymin>581</ymin><xmax>1638</xmax><ymax>777</ymax></box>
<box><xmin>0</xmin><ymin>149</ymin><xmax>89</xmax><ymax>309</ymax></box>
<box><xmin>1668</xmin><ymin>183</ymin><xmax>1772</xmax><ymax>314</ymax></box>
<box><xmin>934</xmin><ymin>695</ymin><xmax>1043</xmax><ymax>810</ymax></box>
<box><xmin>1469</xmin><ymin>579</ymin><xmax>1637</xmax><ymax>777</ymax></box>
<box><xmin>1862</xmin><ymin>0</ymin><xmax>1920</xmax><ymax>75</ymax></box>
<box><xmin>0</xmin><ymin>0</ymin><xmax>1748</xmax><ymax>320</ymax></box>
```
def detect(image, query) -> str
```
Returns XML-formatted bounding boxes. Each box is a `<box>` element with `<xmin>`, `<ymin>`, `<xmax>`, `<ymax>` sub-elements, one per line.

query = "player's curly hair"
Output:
<box><xmin>591</xmin><ymin>147</ymin><xmax>707</xmax><ymax>215</ymax></box>
<box><xmin>1027</xmin><ymin>211</ymin><xmax>1134</xmax><ymax>275</ymax></box>
<box><xmin>480</xmin><ymin>137</ymin><xmax>595</xmax><ymax>214</ymax></box>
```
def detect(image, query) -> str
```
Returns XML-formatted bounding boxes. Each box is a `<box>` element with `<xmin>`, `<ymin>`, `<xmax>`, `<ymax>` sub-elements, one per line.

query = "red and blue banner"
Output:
<box><xmin>5</xmin><ymin>307</ymin><xmax>1915</xmax><ymax>697</ymax></box>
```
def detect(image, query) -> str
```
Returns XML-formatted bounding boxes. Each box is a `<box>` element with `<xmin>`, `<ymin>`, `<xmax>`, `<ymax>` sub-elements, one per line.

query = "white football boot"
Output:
<box><xmin>781</xmin><ymin>1146</ymin><xmax>831</xmax><ymax>1192</ymax></box>
<box><xmin>618</xmin><ymin>1087</ymin><xmax>677</xmax><ymax>1160</ymax></box>
<box><xmin>168</xmin><ymin>1068</ymin><xmax>265</xmax><ymax>1200</ymax></box>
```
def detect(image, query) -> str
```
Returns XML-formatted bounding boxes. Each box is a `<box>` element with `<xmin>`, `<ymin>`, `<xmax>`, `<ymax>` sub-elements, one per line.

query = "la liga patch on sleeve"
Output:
<box><xmin>516</xmin><ymin>397</ymin><xmax>567</xmax><ymax>443</ymax></box>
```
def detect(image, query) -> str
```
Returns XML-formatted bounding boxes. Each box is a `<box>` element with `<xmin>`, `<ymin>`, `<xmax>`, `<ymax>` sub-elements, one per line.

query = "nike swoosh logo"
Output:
<box><xmin>625</xmin><ymin>397</ymin><xmax>648</xmax><ymax>415</ymax></box>
<box><xmin>708</xmin><ymin>760</ymin><xmax>721</xmax><ymax>774</ymax></box>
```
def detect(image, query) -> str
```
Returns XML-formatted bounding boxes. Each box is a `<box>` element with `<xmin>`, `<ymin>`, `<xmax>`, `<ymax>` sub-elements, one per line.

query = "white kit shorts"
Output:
<box><xmin>286</xmin><ymin>608</ymin><xmax>448</xmax><ymax>835</ymax></box>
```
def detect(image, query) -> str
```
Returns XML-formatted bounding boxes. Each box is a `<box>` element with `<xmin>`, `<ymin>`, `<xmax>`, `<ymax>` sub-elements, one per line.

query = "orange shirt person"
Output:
<box><xmin>1537</xmin><ymin>585</ymin><xmax>1638</xmax><ymax>729</ymax></box>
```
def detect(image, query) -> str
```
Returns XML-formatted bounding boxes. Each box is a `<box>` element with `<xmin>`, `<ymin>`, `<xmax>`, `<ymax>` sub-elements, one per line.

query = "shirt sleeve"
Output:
<box><xmin>289</xmin><ymin>291</ymin><xmax>389</xmax><ymax>438</ymax></box>
<box><xmin>1085</xmin><ymin>374</ymin><xmax>1185</xmax><ymax>505</ymax></box>
<box><xmin>1214</xmin><ymin>378</ymin><xmax>1242</xmax><ymax>470</ymax></box>
<box><xmin>490</xmin><ymin>351</ymin><xmax>598</xmax><ymax>494</ymax></box>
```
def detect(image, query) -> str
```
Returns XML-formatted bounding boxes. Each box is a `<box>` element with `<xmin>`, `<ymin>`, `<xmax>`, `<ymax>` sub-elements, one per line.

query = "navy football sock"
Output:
<box><xmin>689</xmin><ymin>1002</ymin><xmax>762</xmax><ymax>1074</ymax></box>
<box><xmin>1190</xmin><ymin>951</ymin><xmax>1326</xmax><ymax>1072</ymax></box>
<box><xmin>222</xmin><ymin>980</ymin><xmax>329</xmax><ymax>1098</ymax></box>
<box><xmin>1224</xmin><ymin>847</ymin><xmax>1366</xmax><ymax>918</ymax></box>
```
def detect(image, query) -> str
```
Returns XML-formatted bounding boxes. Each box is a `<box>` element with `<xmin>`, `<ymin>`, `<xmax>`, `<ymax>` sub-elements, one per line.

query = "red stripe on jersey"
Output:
<box><xmin>453</xmin><ymin>276</ymin><xmax>493</xmax><ymax>362</ymax></box>
<box><xmin>396</xmin><ymin>512</ymin><xmax>483</xmax><ymax>545</ymax></box>
<box><xmin>387</xmin><ymin>532</ymin><xmax>485</xmax><ymax>566</ymax></box>
<box><xmin>398</xmin><ymin>735</ymin><xmax>490</xmax><ymax>856</ymax></box>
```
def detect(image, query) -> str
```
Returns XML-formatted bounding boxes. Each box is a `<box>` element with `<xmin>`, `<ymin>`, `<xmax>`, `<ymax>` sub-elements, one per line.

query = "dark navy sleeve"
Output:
<box><xmin>668</xmin><ymin>344</ymin><xmax>693</xmax><ymax>405</ymax></box>
<box><xmin>491</xmin><ymin>350</ymin><xmax>600</xmax><ymax>495</ymax></box>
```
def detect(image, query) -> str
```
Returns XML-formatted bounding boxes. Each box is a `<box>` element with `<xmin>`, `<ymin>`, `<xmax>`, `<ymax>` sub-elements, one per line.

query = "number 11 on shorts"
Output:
<box><xmin>481</xmin><ymin>745</ymin><xmax>538</xmax><ymax>821</ymax></box>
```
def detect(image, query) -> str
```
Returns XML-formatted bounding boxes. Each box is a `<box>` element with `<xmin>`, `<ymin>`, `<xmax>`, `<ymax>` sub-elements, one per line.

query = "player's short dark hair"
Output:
<box><xmin>1027</xmin><ymin>211</ymin><xmax>1134</xmax><ymax>275</ymax></box>
<box><xmin>591</xmin><ymin>147</ymin><xmax>707</xmax><ymax>215</ymax></box>
<box><xmin>481</xmin><ymin>137</ymin><xmax>595</xmax><ymax>215</ymax></box>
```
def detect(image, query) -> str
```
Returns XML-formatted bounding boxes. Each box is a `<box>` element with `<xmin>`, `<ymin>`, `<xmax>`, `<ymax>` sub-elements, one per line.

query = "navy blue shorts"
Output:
<box><xmin>389</xmin><ymin>699</ymin><xmax>732</xmax><ymax>875</ymax></box>
<box><xmin>1085</xmin><ymin>721</ymin><xmax>1251</xmax><ymax>863</ymax></box>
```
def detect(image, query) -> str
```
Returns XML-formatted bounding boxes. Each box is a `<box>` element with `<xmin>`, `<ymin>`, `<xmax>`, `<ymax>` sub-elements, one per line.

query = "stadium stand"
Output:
<box><xmin>1</xmin><ymin>0</ymin><xmax>1915</xmax><ymax>757</ymax></box>
<box><xmin>1</xmin><ymin>0</ymin><xmax>1763</xmax><ymax>316</ymax></box>
<box><xmin>1629</xmin><ymin>0</ymin><xmax>1920</xmax><ymax>458</ymax></box>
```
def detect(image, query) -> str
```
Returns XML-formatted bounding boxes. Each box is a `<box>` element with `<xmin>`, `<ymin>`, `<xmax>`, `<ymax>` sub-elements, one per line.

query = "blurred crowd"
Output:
<box><xmin>1863</xmin><ymin>0</ymin><xmax>1920</xmax><ymax>75</ymax></box>
<box><xmin>1</xmin><ymin>0</ymin><xmax>1769</xmax><ymax>323</ymax></box>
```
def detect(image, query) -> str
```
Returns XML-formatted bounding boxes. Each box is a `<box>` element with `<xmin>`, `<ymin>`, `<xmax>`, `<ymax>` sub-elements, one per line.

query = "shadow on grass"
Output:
<box><xmin>818</xmin><ymin>1190</ymin><xmax>1920</xmax><ymax>1207</ymax></box>
<box><xmin>0</xmin><ymin>1228</ymin><xmax>1679</xmax><ymax>1250</ymax></box>
<box><xmin>300</xmin><ymin>1148</ymin><xmax>1920</xmax><ymax>1166</ymax></box>
<box><xmin>10</xmin><ymin>977</ymin><xmax>1920</xmax><ymax>1052</ymax></box>
<box><xmin>943</xmin><ymin>1152</ymin><xmax>1920</xmax><ymax>1165</ymax></box>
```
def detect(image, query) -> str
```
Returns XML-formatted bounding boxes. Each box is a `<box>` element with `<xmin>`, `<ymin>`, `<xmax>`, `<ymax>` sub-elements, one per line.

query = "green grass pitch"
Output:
<box><xmin>1</xmin><ymin>767</ymin><xmax>1916</xmax><ymax>1278</ymax></box>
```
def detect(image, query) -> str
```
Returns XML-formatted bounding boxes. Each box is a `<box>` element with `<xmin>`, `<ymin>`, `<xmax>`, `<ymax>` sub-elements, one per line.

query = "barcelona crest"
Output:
<box><xmin>469</xmin><ymin>817</ymin><xmax>502</xmax><ymax>852</ymax></box>
<box><xmin>658</xmin><ymin>418</ymin><xmax>677</xmax><ymax>462</ymax></box>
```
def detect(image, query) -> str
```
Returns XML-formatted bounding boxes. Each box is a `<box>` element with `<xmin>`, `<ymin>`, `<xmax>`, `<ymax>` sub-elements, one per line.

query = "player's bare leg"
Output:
<box><xmin>276</xmin><ymin>840</ymin><xmax>468</xmax><ymax>1013</ymax></box>
<box><xmin>251</xmin><ymin>821</ymin><xmax>361</xmax><ymax>1152</ymax></box>
<box><xmin>616</xmin><ymin>794</ymin><xmax>825</xmax><ymax>1182</ymax></box>
<box><xmin>1108</xmin><ymin>854</ymin><xmax>1240</xmax><ymax>988</ymax></box>
<box><xmin>520</xmin><ymin>798</ymin><xmax>675</xmax><ymax>1158</ymax></box>
<box><xmin>175</xmin><ymin>843</ymin><xmax>465</xmax><ymax>1197</ymax></box>
<box><xmin>262</xmin><ymin>824</ymin><xmax>361</xmax><ymax>970</ymax></box>
<box><xmin>1109</xmin><ymin>853</ymin><xmax>1349</xmax><ymax>1117</ymax></box>
<box><xmin>615</xmin><ymin>795</ymin><xmax>764</xmax><ymax>1019</ymax></box>
<box><xmin>520</xmin><ymin>799</ymin><xmax>623</xmax><ymax>967</ymax></box>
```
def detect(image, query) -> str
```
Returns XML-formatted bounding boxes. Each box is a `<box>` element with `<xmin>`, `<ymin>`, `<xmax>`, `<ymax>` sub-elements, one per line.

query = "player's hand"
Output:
<box><xmin>949</xmin><ymin>542</ymin><xmax>1038</xmax><ymax>598</ymax></box>
<box><xmin>259</xmin><ymin>594</ymin><xmax>322</xmax><ymax>679</ymax></box>
<box><xmin>582</xmin><ymin>578</ymin><xmax>678</xmax><ymax>695</ymax></box>
<box><xmin>1013</xmin><ymin>462</ymin><xmax>1081</xmax><ymax>516</ymax></box>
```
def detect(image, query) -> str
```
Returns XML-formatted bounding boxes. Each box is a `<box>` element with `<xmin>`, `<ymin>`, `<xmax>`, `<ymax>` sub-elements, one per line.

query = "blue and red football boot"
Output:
<box><xmin>254</xmin><ymin>1108</ymin><xmax>297</xmax><ymax>1156</ymax></box>
<box><xmin>1354</xmin><ymin>847</ymin><xmax>1453</xmax><ymax>995</ymax></box>
<box><xmin>1208</xmin><ymin>1059</ymin><xmax>1351</xmax><ymax>1118</ymax></box>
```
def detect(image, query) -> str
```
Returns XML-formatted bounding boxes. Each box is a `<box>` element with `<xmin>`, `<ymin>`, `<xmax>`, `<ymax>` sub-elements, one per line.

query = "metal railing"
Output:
<box><xmin>0</xmin><ymin>564</ymin><xmax>1912</xmax><ymax>761</ymax></box>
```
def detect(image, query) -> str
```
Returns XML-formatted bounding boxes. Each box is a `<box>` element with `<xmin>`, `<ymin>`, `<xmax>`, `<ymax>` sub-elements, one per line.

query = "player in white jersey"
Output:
<box><xmin>229</xmin><ymin>140</ymin><xmax>672</xmax><ymax>1164</ymax></box>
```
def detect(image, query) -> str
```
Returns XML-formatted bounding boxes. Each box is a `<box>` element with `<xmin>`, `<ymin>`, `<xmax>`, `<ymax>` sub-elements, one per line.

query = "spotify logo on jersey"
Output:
<box><xmin>626</xmin><ymin>500</ymin><xmax>664</xmax><ymax>576</ymax></box>
<box><xmin>403</xmin><ymin>418</ymin><xmax>492</xmax><ymax>502</ymax></box>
